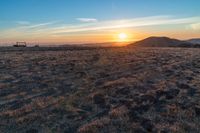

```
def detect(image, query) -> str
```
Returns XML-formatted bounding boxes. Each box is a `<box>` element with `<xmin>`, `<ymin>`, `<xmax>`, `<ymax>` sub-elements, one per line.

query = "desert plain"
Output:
<box><xmin>0</xmin><ymin>47</ymin><xmax>200</xmax><ymax>133</ymax></box>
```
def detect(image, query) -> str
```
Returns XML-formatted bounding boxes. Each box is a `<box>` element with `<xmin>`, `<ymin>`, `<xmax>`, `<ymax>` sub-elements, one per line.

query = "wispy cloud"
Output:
<box><xmin>52</xmin><ymin>16</ymin><xmax>200</xmax><ymax>34</ymax></box>
<box><xmin>0</xmin><ymin>21</ymin><xmax>59</xmax><ymax>39</ymax></box>
<box><xmin>0</xmin><ymin>15</ymin><xmax>200</xmax><ymax>42</ymax></box>
<box><xmin>20</xmin><ymin>21</ymin><xmax>58</xmax><ymax>29</ymax></box>
<box><xmin>16</xmin><ymin>21</ymin><xmax>30</xmax><ymax>25</ymax></box>
<box><xmin>76</xmin><ymin>18</ymin><xmax>98</xmax><ymax>22</ymax></box>
<box><xmin>190</xmin><ymin>23</ymin><xmax>200</xmax><ymax>30</ymax></box>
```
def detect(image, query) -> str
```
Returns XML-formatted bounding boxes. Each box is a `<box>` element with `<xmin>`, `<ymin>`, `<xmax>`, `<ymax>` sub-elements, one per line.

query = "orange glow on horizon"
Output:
<box><xmin>118</xmin><ymin>33</ymin><xmax>128</xmax><ymax>41</ymax></box>
<box><xmin>2</xmin><ymin>29</ymin><xmax>198</xmax><ymax>45</ymax></box>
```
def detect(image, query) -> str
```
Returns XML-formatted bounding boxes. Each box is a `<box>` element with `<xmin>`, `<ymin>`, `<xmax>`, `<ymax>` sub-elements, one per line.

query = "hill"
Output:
<box><xmin>128</xmin><ymin>36</ymin><xmax>193</xmax><ymax>47</ymax></box>
<box><xmin>187</xmin><ymin>38</ymin><xmax>200</xmax><ymax>44</ymax></box>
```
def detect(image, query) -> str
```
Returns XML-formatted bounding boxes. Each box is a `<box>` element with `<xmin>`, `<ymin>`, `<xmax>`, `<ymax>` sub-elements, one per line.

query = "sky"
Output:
<box><xmin>0</xmin><ymin>0</ymin><xmax>200</xmax><ymax>44</ymax></box>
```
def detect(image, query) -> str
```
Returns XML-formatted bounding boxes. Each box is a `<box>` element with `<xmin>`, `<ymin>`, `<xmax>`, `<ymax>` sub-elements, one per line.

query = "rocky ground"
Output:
<box><xmin>0</xmin><ymin>47</ymin><xmax>200</xmax><ymax>133</ymax></box>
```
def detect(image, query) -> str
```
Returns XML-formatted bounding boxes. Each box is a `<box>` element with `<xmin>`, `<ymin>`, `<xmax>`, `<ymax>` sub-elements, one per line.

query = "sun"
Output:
<box><xmin>118</xmin><ymin>33</ymin><xmax>127</xmax><ymax>41</ymax></box>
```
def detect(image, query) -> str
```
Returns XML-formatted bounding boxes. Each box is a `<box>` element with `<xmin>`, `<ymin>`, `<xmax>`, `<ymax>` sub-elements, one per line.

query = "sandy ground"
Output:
<box><xmin>0</xmin><ymin>47</ymin><xmax>200</xmax><ymax>133</ymax></box>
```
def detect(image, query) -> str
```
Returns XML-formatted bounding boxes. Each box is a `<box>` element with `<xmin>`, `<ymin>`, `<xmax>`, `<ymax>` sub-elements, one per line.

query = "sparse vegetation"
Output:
<box><xmin>0</xmin><ymin>47</ymin><xmax>200</xmax><ymax>132</ymax></box>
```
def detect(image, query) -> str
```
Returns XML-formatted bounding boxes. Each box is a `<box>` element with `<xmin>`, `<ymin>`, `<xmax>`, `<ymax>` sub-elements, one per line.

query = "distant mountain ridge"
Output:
<box><xmin>128</xmin><ymin>36</ymin><xmax>195</xmax><ymax>47</ymax></box>
<box><xmin>61</xmin><ymin>42</ymin><xmax>130</xmax><ymax>47</ymax></box>
<box><xmin>186</xmin><ymin>38</ymin><xmax>200</xmax><ymax>44</ymax></box>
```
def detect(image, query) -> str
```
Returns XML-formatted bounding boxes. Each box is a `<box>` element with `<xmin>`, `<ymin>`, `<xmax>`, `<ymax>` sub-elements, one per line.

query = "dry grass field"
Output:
<box><xmin>0</xmin><ymin>47</ymin><xmax>200</xmax><ymax>133</ymax></box>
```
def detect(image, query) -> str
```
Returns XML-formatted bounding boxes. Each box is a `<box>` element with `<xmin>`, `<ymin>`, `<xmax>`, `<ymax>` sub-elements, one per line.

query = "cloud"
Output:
<box><xmin>22</xmin><ymin>21</ymin><xmax>58</xmax><ymax>29</ymax></box>
<box><xmin>52</xmin><ymin>16</ymin><xmax>200</xmax><ymax>34</ymax></box>
<box><xmin>0</xmin><ymin>21</ymin><xmax>59</xmax><ymax>39</ymax></box>
<box><xmin>1</xmin><ymin>15</ymin><xmax>200</xmax><ymax>42</ymax></box>
<box><xmin>76</xmin><ymin>18</ymin><xmax>98</xmax><ymax>22</ymax></box>
<box><xmin>190</xmin><ymin>23</ymin><xmax>200</xmax><ymax>30</ymax></box>
<box><xmin>16</xmin><ymin>21</ymin><xmax>30</xmax><ymax>25</ymax></box>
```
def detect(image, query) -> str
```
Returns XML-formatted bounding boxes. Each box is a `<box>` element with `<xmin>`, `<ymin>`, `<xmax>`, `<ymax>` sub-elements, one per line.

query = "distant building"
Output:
<box><xmin>13</xmin><ymin>42</ymin><xmax>27</xmax><ymax>47</ymax></box>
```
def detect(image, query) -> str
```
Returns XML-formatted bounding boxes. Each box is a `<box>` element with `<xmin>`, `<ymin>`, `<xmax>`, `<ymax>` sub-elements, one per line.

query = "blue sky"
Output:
<box><xmin>0</xmin><ymin>0</ymin><xmax>200</xmax><ymax>44</ymax></box>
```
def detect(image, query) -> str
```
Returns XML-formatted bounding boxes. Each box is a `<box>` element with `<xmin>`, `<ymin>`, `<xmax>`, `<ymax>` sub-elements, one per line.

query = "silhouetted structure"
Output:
<box><xmin>13</xmin><ymin>42</ymin><xmax>27</xmax><ymax>47</ymax></box>
<box><xmin>34</xmin><ymin>44</ymin><xmax>39</xmax><ymax>47</ymax></box>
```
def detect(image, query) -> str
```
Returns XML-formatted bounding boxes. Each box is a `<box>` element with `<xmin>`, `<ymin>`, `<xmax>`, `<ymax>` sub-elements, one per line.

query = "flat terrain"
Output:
<box><xmin>0</xmin><ymin>47</ymin><xmax>200</xmax><ymax>133</ymax></box>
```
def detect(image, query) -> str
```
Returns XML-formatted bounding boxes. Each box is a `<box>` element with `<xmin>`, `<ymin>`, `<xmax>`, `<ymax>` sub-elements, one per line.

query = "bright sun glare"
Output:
<box><xmin>118</xmin><ymin>33</ymin><xmax>127</xmax><ymax>41</ymax></box>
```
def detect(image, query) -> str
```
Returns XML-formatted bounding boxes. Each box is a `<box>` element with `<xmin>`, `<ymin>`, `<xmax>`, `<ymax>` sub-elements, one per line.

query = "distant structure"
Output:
<box><xmin>34</xmin><ymin>44</ymin><xmax>39</xmax><ymax>47</ymax></box>
<box><xmin>13</xmin><ymin>42</ymin><xmax>27</xmax><ymax>47</ymax></box>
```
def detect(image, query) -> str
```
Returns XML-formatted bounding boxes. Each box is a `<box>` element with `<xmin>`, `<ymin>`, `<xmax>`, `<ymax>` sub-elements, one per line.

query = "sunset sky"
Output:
<box><xmin>0</xmin><ymin>0</ymin><xmax>200</xmax><ymax>44</ymax></box>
